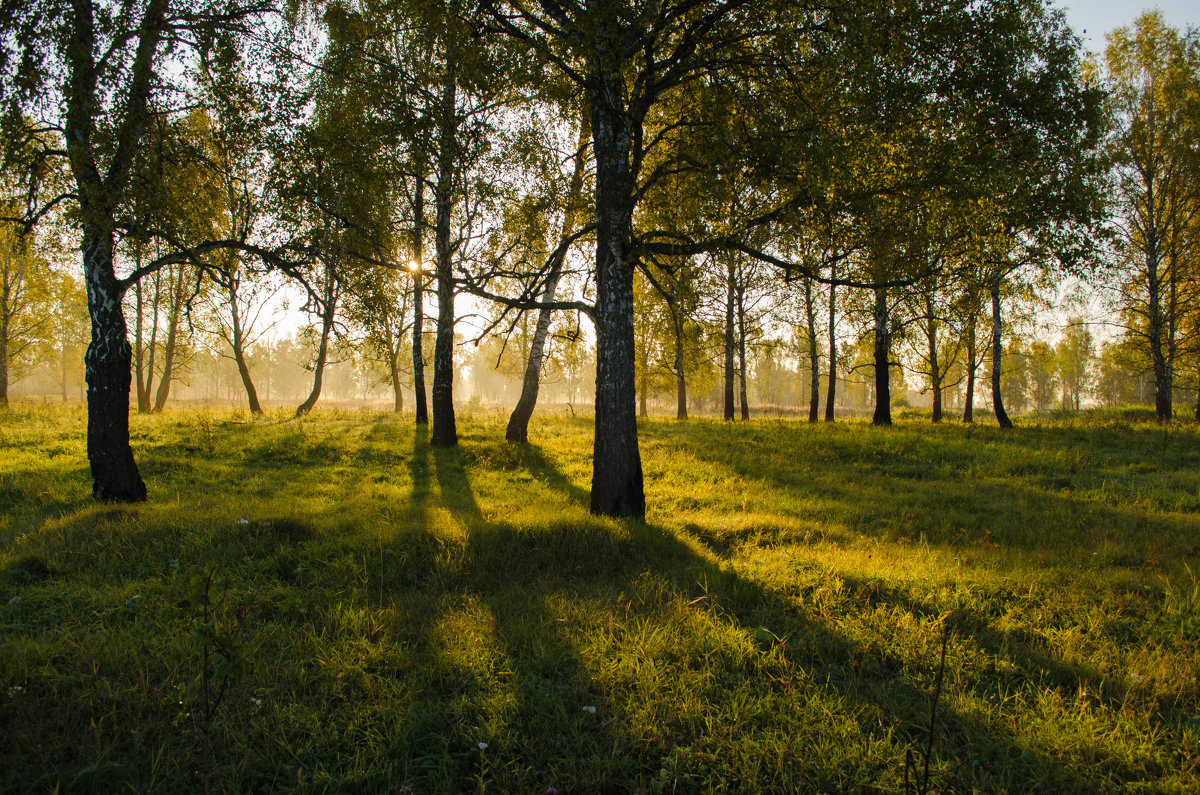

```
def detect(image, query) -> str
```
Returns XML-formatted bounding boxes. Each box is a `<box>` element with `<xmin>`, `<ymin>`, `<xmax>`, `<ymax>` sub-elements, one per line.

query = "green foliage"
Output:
<box><xmin>2</xmin><ymin>407</ymin><xmax>1199</xmax><ymax>791</ymax></box>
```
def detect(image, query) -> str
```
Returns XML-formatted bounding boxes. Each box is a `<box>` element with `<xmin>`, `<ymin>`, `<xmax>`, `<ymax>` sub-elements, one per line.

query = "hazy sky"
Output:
<box><xmin>1058</xmin><ymin>1</ymin><xmax>1197</xmax><ymax>53</ymax></box>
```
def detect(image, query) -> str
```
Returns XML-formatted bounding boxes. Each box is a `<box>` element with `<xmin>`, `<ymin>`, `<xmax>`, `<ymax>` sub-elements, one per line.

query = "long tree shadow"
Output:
<box><xmin>408</xmin><ymin>441</ymin><xmax>1109</xmax><ymax>791</ymax></box>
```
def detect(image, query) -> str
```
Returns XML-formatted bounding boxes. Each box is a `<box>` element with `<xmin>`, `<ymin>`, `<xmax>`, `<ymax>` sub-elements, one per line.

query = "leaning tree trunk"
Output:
<box><xmin>227</xmin><ymin>296</ymin><xmax>263</xmax><ymax>415</ymax></box>
<box><xmin>990</xmin><ymin>273</ymin><xmax>1013</xmax><ymax>429</ymax></box>
<box><xmin>963</xmin><ymin>313</ymin><xmax>976</xmax><ymax>423</ymax></box>
<box><xmin>412</xmin><ymin>153</ymin><xmax>429</xmax><ymax>426</ymax></box>
<box><xmin>588</xmin><ymin>75</ymin><xmax>644</xmax><ymax>518</ymax></box>
<box><xmin>296</xmin><ymin>296</ymin><xmax>334</xmax><ymax>417</ymax></box>
<box><xmin>151</xmin><ymin>268</ymin><xmax>184</xmax><ymax>412</ymax></box>
<box><xmin>506</xmin><ymin>265</ymin><xmax>563</xmax><ymax>441</ymax></box>
<box><xmin>83</xmin><ymin>232</ymin><xmax>146</xmax><ymax>502</ymax></box>
<box><xmin>430</xmin><ymin>69</ymin><xmax>458</xmax><ymax>448</ymax></box>
<box><xmin>723</xmin><ymin>256</ymin><xmax>736</xmax><ymax>421</ymax></box>
<box><xmin>507</xmin><ymin>105</ymin><xmax>589</xmax><ymax>442</ymax></box>
<box><xmin>872</xmin><ymin>284</ymin><xmax>891</xmax><ymax>426</ymax></box>
<box><xmin>736</xmin><ymin>284</ymin><xmax>749</xmax><ymax>421</ymax></box>
<box><xmin>825</xmin><ymin>276</ymin><xmax>837</xmax><ymax>422</ymax></box>
<box><xmin>135</xmin><ymin>270</ymin><xmax>161</xmax><ymax>414</ymax></box>
<box><xmin>804</xmin><ymin>278</ymin><xmax>820</xmax><ymax>422</ymax></box>
<box><xmin>389</xmin><ymin>345</ymin><xmax>404</xmax><ymax>413</ymax></box>
<box><xmin>233</xmin><ymin>345</ymin><xmax>262</xmax><ymax>415</ymax></box>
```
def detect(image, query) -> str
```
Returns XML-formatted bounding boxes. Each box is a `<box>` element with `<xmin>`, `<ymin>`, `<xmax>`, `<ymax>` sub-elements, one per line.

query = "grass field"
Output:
<box><xmin>2</xmin><ymin>404</ymin><xmax>1199</xmax><ymax>793</ymax></box>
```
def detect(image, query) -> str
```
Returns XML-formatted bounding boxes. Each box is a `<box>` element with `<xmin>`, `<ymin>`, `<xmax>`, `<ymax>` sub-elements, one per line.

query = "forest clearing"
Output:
<box><xmin>2</xmin><ymin>405</ymin><xmax>1198</xmax><ymax>792</ymax></box>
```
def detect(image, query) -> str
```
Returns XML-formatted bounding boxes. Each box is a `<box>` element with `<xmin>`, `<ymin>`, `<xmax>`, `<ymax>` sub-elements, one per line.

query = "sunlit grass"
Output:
<box><xmin>2</xmin><ymin>404</ymin><xmax>1198</xmax><ymax>792</ymax></box>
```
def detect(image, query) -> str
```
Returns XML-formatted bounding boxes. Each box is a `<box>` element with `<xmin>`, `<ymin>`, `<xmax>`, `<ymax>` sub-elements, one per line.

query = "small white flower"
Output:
<box><xmin>1130</xmin><ymin>673</ymin><xmax>1142</xmax><ymax>682</ymax></box>
<box><xmin>477</xmin><ymin>742</ymin><xmax>488</xmax><ymax>750</ymax></box>
<box><xmin>7</xmin><ymin>685</ymin><xmax>24</xmax><ymax>697</ymax></box>
<box><xmin>7</xmin><ymin>596</ymin><xmax>19</xmax><ymax>606</ymax></box>
<box><xmin>582</xmin><ymin>705</ymin><xmax>597</xmax><ymax>714</ymax></box>
<box><xmin>250</xmin><ymin>696</ymin><xmax>262</xmax><ymax>708</ymax></box>
<box><xmin>237</xmin><ymin>518</ymin><xmax>250</xmax><ymax>525</ymax></box>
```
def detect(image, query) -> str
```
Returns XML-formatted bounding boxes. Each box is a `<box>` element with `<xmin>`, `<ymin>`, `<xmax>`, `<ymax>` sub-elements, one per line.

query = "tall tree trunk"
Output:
<box><xmin>825</xmin><ymin>275</ymin><xmax>837</xmax><ymax>422</ymax></box>
<box><xmin>638</xmin><ymin>336</ymin><xmax>648</xmax><ymax>418</ymax></box>
<box><xmin>872</xmin><ymin>285</ymin><xmax>891</xmax><ymax>426</ymax></box>
<box><xmin>672</xmin><ymin>306</ymin><xmax>687</xmax><ymax>419</ymax></box>
<box><xmin>588</xmin><ymin>74</ymin><xmax>644</xmax><ymax>518</ymax></box>
<box><xmin>430</xmin><ymin>69</ymin><xmax>458</xmax><ymax>448</ymax></box>
<box><xmin>990</xmin><ymin>273</ymin><xmax>1012</xmax><ymax>428</ymax></box>
<box><xmin>83</xmin><ymin>232</ymin><xmax>146</xmax><ymax>501</ymax></box>
<box><xmin>963</xmin><ymin>312</ymin><xmax>976</xmax><ymax>423</ymax></box>
<box><xmin>0</xmin><ymin>333</ymin><xmax>8</xmax><ymax>407</ymax></box>
<box><xmin>133</xmin><ymin>267</ymin><xmax>150</xmax><ymax>413</ymax></box>
<box><xmin>926</xmin><ymin>296</ymin><xmax>942</xmax><ymax>423</ymax></box>
<box><xmin>804</xmin><ymin>278</ymin><xmax>820</xmax><ymax>422</ymax></box>
<box><xmin>411</xmin><ymin>153</ymin><xmax>429</xmax><ymax>425</ymax></box>
<box><xmin>736</xmin><ymin>283</ymin><xmax>749</xmax><ymax>420</ymax></box>
<box><xmin>507</xmin><ymin>104</ymin><xmax>589</xmax><ymax>442</ymax></box>
<box><xmin>723</xmin><ymin>256</ymin><xmax>735</xmax><ymax>421</ymax></box>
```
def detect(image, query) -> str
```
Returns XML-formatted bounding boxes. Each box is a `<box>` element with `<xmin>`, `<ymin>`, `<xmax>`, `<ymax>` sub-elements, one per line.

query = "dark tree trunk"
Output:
<box><xmin>83</xmin><ymin>233</ymin><xmax>146</xmax><ymax>502</ymax></box>
<box><xmin>990</xmin><ymin>274</ymin><xmax>1012</xmax><ymax>429</ymax></box>
<box><xmin>411</xmin><ymin>154</ymin><xmax>429</xmax><ymax>426</ymax></box>
<box><xmin>1148</xmin><ymin>256</ymin><xmax>1172</xmax><ymax>422</ymax></box>
<box><xmin>804</xmin><ymin>278</ymin><xmax>820</xmax><ymax>422</ymax></box>
<box><xmin>963</xmin><ymin>313</ymin><xmax>976</xmax><ymax>423</ymax></box>
<box><xmin>872</xmin><ymin>285</ymin><xmax>891</xmax><ymax>426</ymax></box>
<box><xmin>507</xmin><ymin>106</ymin><xmax>588</xmax><ymax>442</ymax></box>
<box><xmin>926</xmin><ymin>296</ymin><xmax>942</xmax><ymax>423</ymax></box>
<box><xmin>723</xmin><ymin>256</ymin><xmax>735</xmax><ymax>421</ymax></box>
<box><xmin>825</xmin><ymin>277</ymin><xmax>837</xmax><ymax>422</ymax></box>
<box><xmin>588</xmin><ymin>75</ymin><xmax>644</xmax><ymax>519</ymax></box>
<box><xmin>430</xmin><ymin>70</ymin><xmax>458</xmax><ymax>448</ymax></box>
<box><xmin>1194</xmin><ymin>361</ymin><xmax>1200</xmax><ymax>422</ymax></box>
<box><xmin>736</xmin><ymin>283</ymin><xmax>749</xmax><ymax>421</ymax></box>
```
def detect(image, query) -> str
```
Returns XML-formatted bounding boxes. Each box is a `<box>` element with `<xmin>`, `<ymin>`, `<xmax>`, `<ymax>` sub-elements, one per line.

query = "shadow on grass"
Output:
<box><xmin>648</xmin><ymin>420</ymin><xmax>1200</xmax><ymax>565</ymax></box>
<box><xmin>2</xmin><ymin>420</ymin><xmax>1182</xmax><ymax>792</ymax></box>
<box><xmin>405</xmin><ymin>439</ymin><xmax>1097</xmax><ymax>792</ymax></box>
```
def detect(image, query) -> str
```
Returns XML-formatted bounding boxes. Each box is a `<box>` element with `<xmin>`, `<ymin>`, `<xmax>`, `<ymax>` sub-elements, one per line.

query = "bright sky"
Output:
<box><xmin>1057</xmin><ymin>1</ymin><xmax>1197</xmax><ymax>54</ymax></box>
